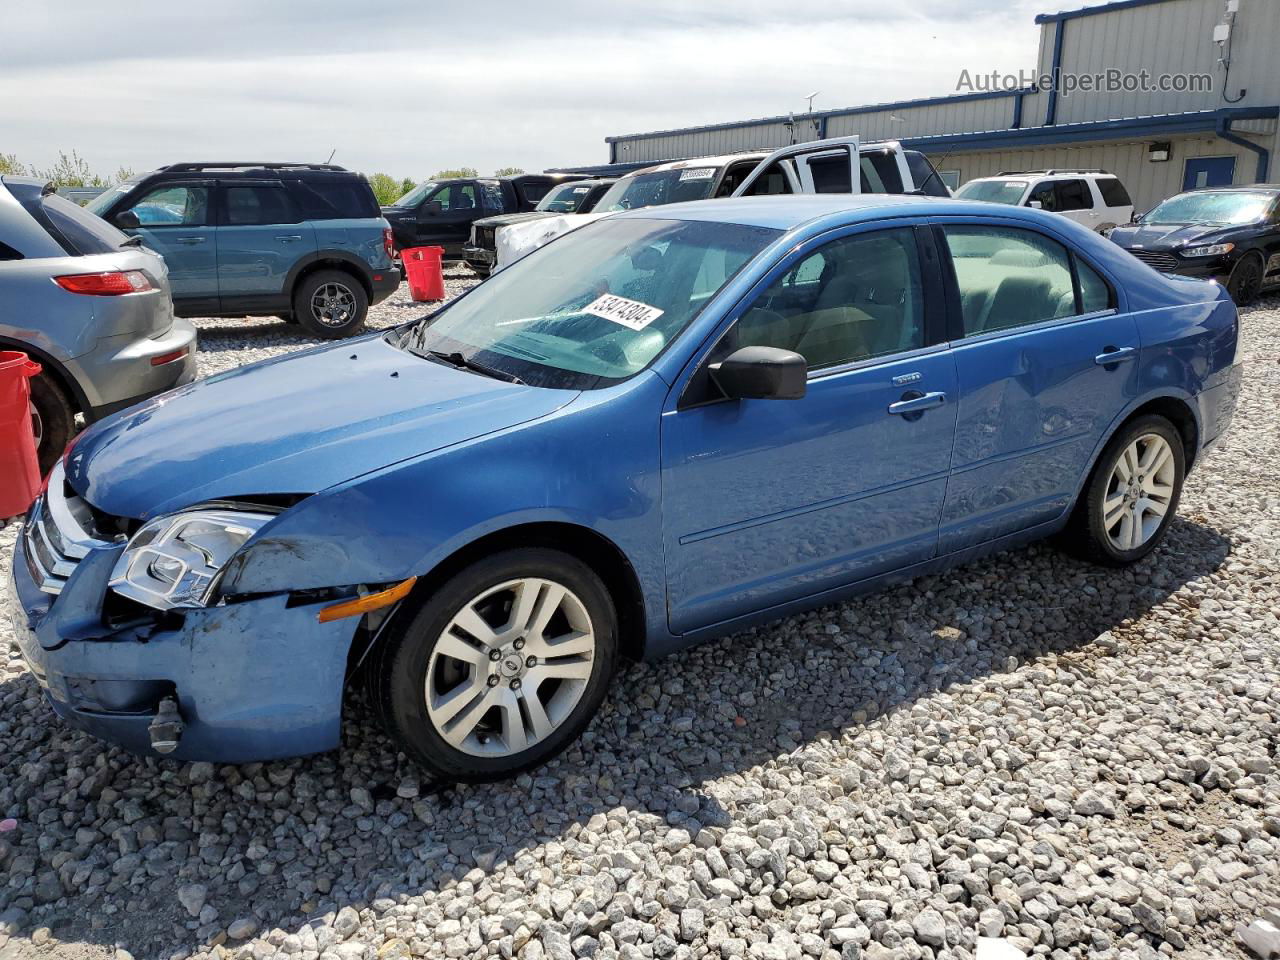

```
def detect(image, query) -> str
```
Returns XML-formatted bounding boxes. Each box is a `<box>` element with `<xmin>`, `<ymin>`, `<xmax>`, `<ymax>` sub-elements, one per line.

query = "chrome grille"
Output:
<box><xmin>1126</xmin><ymin>248</ymin><xmax>1179</xmax><ymax>272</ymax></box>
<box><xmin>23</xmin><ymin>462</ymin><xmax>109</xmax><ymax>595</ymax></box>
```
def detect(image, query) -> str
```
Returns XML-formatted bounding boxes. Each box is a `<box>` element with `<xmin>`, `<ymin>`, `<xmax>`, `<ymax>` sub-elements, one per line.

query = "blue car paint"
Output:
<box><xmin>10</xmin><ymin>194</ymin><xmax>1241</xmax><ymax>762</ymax></box>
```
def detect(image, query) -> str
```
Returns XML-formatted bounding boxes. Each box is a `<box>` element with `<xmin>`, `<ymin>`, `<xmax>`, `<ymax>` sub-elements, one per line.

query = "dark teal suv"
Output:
<box><xmin>86</xmin><ymin>162</ymin><xmax>399</xmax><ymax>338</ymax></box>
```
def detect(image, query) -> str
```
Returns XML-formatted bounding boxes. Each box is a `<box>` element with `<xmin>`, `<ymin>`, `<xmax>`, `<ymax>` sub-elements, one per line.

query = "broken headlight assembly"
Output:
<box><xmin>108</xmin><ymin>509</ymin><xmax>276</xmax><ymax>610</ymax></box>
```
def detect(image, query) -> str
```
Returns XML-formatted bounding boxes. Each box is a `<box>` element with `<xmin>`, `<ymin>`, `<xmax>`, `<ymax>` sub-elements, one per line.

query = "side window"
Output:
<box><xmin>127</xmin><ymin>185</ymin><xmax>210</xmax><ymax>227</ymax></box>
<box><xmin>716</xmin><ymin>161</ymin><xmax>761</xmax><ymax>198</ymax></box>
<box><xmin>479</xmin><ymin>181</ymin><xmax>505</xmax><ymax>212</ymax></box>
<box><xmin>734</xmin><ymin>228</ymin><xmax>925</xmax><ymax>370</ymax></box>
<box><xmin>223</xmin><ymin>186</ymin><xmax>298</xmax><ymax>226</ymax></box>
<box><xmin>0</xmin><ymin>240</ymin><xmax>24</xmax><ymax>261</ymax></box>
<box><xmin>859</xmin><ymin>153</ymin><xmax>905</xmax><ymax>194</ymax></box>
<box><xmin>1054</xmin><ymin>179</ymin><xmax>1093</xmax><ymax>211</ymax></box>
<box><xmin>809</xmin><ymin>155</ymin><xmax>853</xmax><ymax>194</ymax></box>
<box><xmin>942</xmin><ymin>226</ymin><xmax>1077</xmax><ymax>335</ymax></box>
<box><xmin>431</xmin><ymin>183</ymin><xmax>477</xmax><ymax>212</ymax></box>
<box><xmin>1076</xmin><ymin>257</ymin><xmax>1114</xmax><ymax>313</ymax></box>
<box><xmin>1027</xmin><ymin>182</ymin><xmax>1059</xmax><ymax>212</ymax></box>
<box><xmin>1096</xmin><ymin>178</ymin><xmax>1133</xmax><ymax>208</ymax></box>
<box><xmin>741</xmin><ymin>160</ymin><xmax>793</xmax><ymax>196</ymax></box>
<box><xmin>905</xmin><ymin>151</ymin><xmax>949</xmax><ymax>196</ymax></box>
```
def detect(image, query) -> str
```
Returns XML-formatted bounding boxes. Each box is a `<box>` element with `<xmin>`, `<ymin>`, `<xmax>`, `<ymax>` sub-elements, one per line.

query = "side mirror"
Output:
<box><xmin>710</xmin><ymin>346</ymin><xmax>807</xmax><ymax>401</ymax></box>
<box><xmin>1028</xmin><ymin>200</ymin><xmax>1044</xmax><ymax>210</ymax></box>
<box><xmin>422</xmin><ymin>200</ymin><xmax>443</xmax><ymax>216</ymax></box>
<box><xmin>112</xmin><ymin>210</ymin><xmax>140</xmax><ymax>230</ymax></box>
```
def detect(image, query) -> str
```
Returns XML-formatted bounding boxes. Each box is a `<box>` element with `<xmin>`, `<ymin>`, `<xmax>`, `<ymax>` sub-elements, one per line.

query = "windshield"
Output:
<box><xmin>391</xmin><ymin>181</ymin><xmax>437</xmax><ymax>208</ymax></box>
<box><xmin>400</xmin><ymin>217</ymin><xmax>780</xmax><ymax>389</ymax></box>
<box><xmin>85</xmin><ymin>180</ymin><xmax>140</xmax><ymax>216</ymax></box>
<box><xmin>536</xmin><ymin>182</ymin><xmax>595</xmax><ymax>213</ymax></box>
<box><xmin>595</xmin><ymin>168</ymin><xmax>720</xmax><ymax>213</ymax></box>
<box><xmin>955</xmin><ymin>180</ymin><xmax>1028</xmax><ymax>205</ymax></box>
<box><xmin>1143</xmin><ymin>191</ymin><xmax>1275</xmax><ymax>225</ymax></box>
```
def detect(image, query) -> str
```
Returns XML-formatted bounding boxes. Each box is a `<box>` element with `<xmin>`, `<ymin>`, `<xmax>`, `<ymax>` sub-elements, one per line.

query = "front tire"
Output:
<box><xmin>293</xmin><ymin>270</ymin><xmax>369</xmax><ymax>339</ymax></box>
<box><xmin>372</xmin><ymin>549</ymin><xmax>618</xmax><ymax>782</ymax></box>
<box><xmin>1226</xmin><ymin>254</ymin><xmax>1264</xmax><ymax>306</ymax></box>
<box><xmin>1063</xmin><ymin>415</ymin><xmax>1185</xmax><ymax>566</ymax></box>
<box><xmin>28</xmin><ymin>373</ymin><xmax>75</xmax><ymax>475</ymax></box>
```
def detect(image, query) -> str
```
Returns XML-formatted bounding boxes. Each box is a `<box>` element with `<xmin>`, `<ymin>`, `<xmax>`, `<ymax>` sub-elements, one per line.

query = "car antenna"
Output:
<box><xmin>325</xmin><ymin>148</ymin><xmax>337</xmax><ymax>165</ymax></box>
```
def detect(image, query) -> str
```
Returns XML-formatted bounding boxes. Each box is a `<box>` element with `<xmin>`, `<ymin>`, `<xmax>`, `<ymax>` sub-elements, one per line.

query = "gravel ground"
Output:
<box><xmin>0</xmin><ymin>272</ymin><xmax>1277</xmax><ymax>960</ymax></box>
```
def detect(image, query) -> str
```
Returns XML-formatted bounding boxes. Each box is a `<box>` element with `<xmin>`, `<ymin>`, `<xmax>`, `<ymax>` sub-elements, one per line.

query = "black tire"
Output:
<box><xmin>293</xmin><ymin>270</ymin><xmax>369</xmax><ymax>339</ymax></box>
<box><xmin>277</xmin><ymin>313</ymin><xmax>299</xmax><ymax>325</ymax></box>
<box><xmin>1062</xmin><ymin>414</ymin><xmax>1185</xmax><ymax>566</ymax></box>
<box><xmin>371</xmin><ymin>548</ymin><xmax>618</xmax><ymax>782</ymax></box>
<box><xmin>1226</xmin><ymin>254</ymin><xmax>1264</xmax><ymax>306</ymax></box>
<box><xmin>28</xmin><ymin>373</ymin><xmax>75</xmax><ymax>476</ymax></box>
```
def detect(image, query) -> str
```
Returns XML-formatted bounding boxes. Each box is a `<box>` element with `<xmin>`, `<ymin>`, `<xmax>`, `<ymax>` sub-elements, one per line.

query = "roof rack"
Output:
<box><xmin>996</xmin><ymin>168</ymin><xmax>1111</xmax><ymax>176</ymax></box>
<box><xmin>160</xmin><ymin>162</ymin><xmax>349</xmax><ymax>173</ymax></box>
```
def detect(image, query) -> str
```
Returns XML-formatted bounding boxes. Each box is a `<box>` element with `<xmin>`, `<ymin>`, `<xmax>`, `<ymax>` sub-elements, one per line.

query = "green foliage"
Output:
<box><xmin>0</xmin><ymin>150</ymin><xmax>133</xmax><ymax>188</ymax></box>
<box><xmin>401</xmin><ymin>177</ymin><xmax>416</xmax><ymax>195</ymax></box>
<box><xmin>367</xmin><ymin>172</ymin><xmax>408</xmax><ymax>206</ymax></box>
<box><xmin>433</xmin><ymin>167</ymin><xmax>479</xmax><ymax>180</ymax></box>
<box><xmin>0</xmin><ymin>153</ymin><xmax>26</xmax><ymax>176</ymax></box>
<box><xmin>493</xmin><ymin>166</ymin><xmax>525</xmax><ymax>177</ymax></box>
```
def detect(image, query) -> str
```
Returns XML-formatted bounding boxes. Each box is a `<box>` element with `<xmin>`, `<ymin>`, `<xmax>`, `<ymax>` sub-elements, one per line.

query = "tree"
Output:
<box><xmin>493</xmin><ymin>166</ymin><xmax>525</xmax><ymax>176</ymax></box>
<box><xmin>401</xmin><ymin>177</ymin><xmax>416</xmax><ymax>195</ymax></box>
<box><xmin>367</xmin><ymin>172</ymin><xmax>405</xmax><ymax>206</ymax></box>
<box><xmin>433</xmin><ymin>167</ymin><xmax>479</xmax><ymax>180</ymax></box>
<box><xmin>0</xmin><ymin>153</ymin><xmax>26</xmax><ymax>176</ymax></box>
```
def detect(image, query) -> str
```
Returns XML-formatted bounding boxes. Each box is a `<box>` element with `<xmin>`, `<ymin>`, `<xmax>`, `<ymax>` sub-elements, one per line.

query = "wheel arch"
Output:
<box><xmin>399</xmin><ymin>521</ymin><xmax>648</xmax><ymax>663</ymax></box>
<box><xmin>287</xmin><ymin>252</ymin><xmax>374</xmax><ymax>303</ymax></box>
<box><xmin>0</xmin><ymin>335</ymin><xmax>89</xmax><ymax>415</ymax></box>
<box><xmin>1075</xmin><ymin>392</ymin><xmax>1201</xmax><ymax>510</ymax></box>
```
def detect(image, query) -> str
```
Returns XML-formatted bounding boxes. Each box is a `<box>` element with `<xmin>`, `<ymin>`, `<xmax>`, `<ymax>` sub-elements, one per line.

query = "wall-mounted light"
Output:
<box><xmin>1148</xmin><ymin>142</ymin><xmax>1172</xmax><ymax>162</ymax></box>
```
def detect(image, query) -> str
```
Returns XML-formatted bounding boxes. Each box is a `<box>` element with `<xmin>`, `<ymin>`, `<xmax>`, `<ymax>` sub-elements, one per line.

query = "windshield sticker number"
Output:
<box><xmin>584</xmin><ymin>294</ymin><xmax>665</xmax><ymax>331</ymax></box>
<box><xmin>678</xmin><ymin>168</ymin><xmax>716</xmax><ymax>182</ymax></box>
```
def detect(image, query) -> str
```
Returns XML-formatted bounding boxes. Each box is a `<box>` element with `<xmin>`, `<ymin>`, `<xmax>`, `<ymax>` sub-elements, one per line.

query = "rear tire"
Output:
<box><xmin>28</xmin><ymin>373</ymin><xmax>75</xmax><ymax>476</ymax></box>
<box><xmin>1226</xmin><ymin>254</ymin><xmax>1264</xmax><ymax>306</ymax></box>
<box><xmin>293</xmin><ymin>270</ymin><xmax>369</xmax><ymax>339</ymax></box>
<box><xmin>1062</xmin><ymin>415</ymin><xmax>1185</xmax><ymax>566</ymax></box>
<box><xmin>371</xmin><ymin>548</ymin><xmax>617</xmax><ymax>782</ymax></box>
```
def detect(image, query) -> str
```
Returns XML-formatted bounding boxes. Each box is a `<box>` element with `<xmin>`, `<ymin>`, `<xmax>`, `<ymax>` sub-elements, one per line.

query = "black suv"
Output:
<box><xmin>381</xmin><ymin>173</ymin><xmax>588</xmax><ymax>258</ymax></box>
<box><xmin>87</xmin><ymin>163</ymin><xmax>398</xmax><ymax>338</ymax></box>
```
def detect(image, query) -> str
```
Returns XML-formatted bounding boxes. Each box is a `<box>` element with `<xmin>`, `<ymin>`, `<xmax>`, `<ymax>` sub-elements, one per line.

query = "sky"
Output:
<box><xmin>1</xmin><ymin>1</ymin><xmax>1054</xmax><ymax>183</ymax></box>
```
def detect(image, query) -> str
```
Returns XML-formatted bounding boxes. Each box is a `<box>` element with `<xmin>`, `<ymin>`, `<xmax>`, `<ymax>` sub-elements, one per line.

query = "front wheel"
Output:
<box><xmin>29</xmin><ymin>373</ymin><xmax>75</xmax><ymax>475</ymax></box>
<box><xmin>1226</xmin><ymin>254</ymin><xmax>1264</xmax><ymax>306</ymax></box>
<box><xmin>293</xmin><ymin>270</ymin><xmax>369</xmax><ymax>339</ymax></box>
<box><xmin>1063</xmin><ymin>415</ymin><xmax>1185</xmax><ymax>566</ymax></box>
<box><xmin>372</xmin><ymin>549</ymin><xmax>618</xmax><ymax>782</ymax></box>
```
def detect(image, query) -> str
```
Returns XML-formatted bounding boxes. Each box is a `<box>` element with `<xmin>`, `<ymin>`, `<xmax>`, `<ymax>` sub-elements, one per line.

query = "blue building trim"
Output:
<box><xmin>1045</xmin><ymin>20</ymin><xmax>1066</xmax><ymax>125</ymax></box>
<box><xmin>605</xmin><ymin>88</ymin><xmax>1027</xmax><ymax>145</ymax></box>
<box><xmin>1012</xmin><ymin>92</ymin><xmax>1026</xmax><ymax>130</ymax></box>
<box><xmin>1035</xmin><ymin>0</ymin><xmax>1176</xmax><ymax>24</ymax></box>
<box><xmin>1215</xmin><ymin>118</ymin><xmax>1272</xmax><ymax>182</ymax></box>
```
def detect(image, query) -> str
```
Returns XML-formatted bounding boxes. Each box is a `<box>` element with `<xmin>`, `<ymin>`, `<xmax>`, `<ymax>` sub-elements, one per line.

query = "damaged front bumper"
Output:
<box><xmin>9</xmin><ymin>528</ymin><xmax>360</xmax><ymax>763</ymax></box>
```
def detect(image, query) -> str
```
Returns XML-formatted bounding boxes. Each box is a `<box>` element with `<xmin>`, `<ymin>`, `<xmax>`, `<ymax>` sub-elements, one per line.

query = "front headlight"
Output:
<box><xmin>1180</xmin><ymin>242</ymin><xmax>1235</xmax><ymax>258</ymax></box>
<box><xmin>109</xmin><ymin>509</ymin><xmax>276</xmax><ymax>610</ymax></box>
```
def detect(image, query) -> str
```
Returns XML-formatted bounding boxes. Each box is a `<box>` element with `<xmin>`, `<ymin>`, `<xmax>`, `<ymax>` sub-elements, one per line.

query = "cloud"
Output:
<box><xmin>1</xmin><ymin>0</ymin><xmax>1048</xmax><ymax>179</ymax></box>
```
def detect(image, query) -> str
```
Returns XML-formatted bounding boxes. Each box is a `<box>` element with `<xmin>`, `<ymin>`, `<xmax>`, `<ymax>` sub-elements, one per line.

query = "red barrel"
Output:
<box><xmin>402</xmin><ymin>246</ymin><xmax>446</xmax><ymax>302</ymax></box>
<box><xmin>0</xmin><ymin>351</ymin><xmax>43</xmax><ymax>519</ymax></box>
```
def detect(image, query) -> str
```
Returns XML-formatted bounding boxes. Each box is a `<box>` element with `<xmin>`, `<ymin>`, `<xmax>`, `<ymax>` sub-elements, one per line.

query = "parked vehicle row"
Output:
<box><xmin>0</xmin><ymin>175</ymin><xmax>197</xmax><ymax>472</ymax></box>
<box><xmin>955</xmin><ymin>168</ymin><xmax>1134</xmax><ymax>233</ymax></box>
<box><xmin>9</xmin><ymin>193</ymin><xmax>1240</xmax><ymax>779</ymax></box>
<box><xmin>86</xmin><ymin>162</ymin><xmax>399</xmax><ymax>338</ymax></box>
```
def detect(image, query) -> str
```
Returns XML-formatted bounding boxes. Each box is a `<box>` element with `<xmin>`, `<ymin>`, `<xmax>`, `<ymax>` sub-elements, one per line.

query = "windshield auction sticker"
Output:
<box><xmin>584</xmin><ymin>294</ymin><xmax>665</xmax><ymax>331</ymax></box>
<box><xmin>678</xmin><ymin>168</ymin><xmax>716</xmax><ymax>181</ymax></box>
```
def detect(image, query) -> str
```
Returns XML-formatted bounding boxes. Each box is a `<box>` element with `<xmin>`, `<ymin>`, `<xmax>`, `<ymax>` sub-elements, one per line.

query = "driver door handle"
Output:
<box><xmin>1094</xmin><ymin>346</ymin><xmax>1137</xmax><ymax>366</ymax></box>
<box><xmin>888</xmin><ymin>391</ymin><xmax>947</xmax><ymax>416</ymax></box>
<box><xmin>174</xmin><ymin>236</ymin><xmax>206</xmax><ymax>244</ymax></box>
<box><xmin>275</xmin><ymin>234</ymin><xmax>303</xmax><ymax>242</ymax></box>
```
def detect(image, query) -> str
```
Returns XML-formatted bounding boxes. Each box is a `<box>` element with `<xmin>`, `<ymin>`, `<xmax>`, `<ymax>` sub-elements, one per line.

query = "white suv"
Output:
<box><xmin>955</xmin><ymin>170</ymin><xmax>1134</xmax><ymax>233</ymax></box>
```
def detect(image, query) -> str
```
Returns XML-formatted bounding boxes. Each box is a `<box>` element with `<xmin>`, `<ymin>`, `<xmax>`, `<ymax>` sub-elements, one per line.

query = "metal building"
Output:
<box><xmin>571</xmin><ymin>0</ymin><xmax>1279</xmax><ymax>212</ymax></box>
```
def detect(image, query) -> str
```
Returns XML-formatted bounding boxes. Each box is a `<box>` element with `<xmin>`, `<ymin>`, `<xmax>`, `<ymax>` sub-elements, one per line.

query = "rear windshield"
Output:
<box><xmin>285</xmin><ymin>177</ymin><xmax>379</xmax><ymax>219</ymax></box>
<box><xmin>1096</xmin><ymin>178</ymin><xmax>1133</xmax><ymax>208</ymax></box>
<box><xmin>536</xmin><ymin>182</ymin><xmax>596</xmax><ymax>213</ymax></box>
<box><xmin>595</xmin><ymin>168</ymin><xmax>719</xmax><ymax>212</ymax></box>
<box><xmin>21</xmin><ymin>190</ymin><xmax>128</xmax><ymax>256</ymax></box>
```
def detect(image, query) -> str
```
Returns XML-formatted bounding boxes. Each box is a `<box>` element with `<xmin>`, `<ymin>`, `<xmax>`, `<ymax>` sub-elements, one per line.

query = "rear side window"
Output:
<box><xmin>1076</xmin><ymin>258</ymin><xmax>1115</xmax><ymax>312</ymax></box>
<box><xmin>904</xmin><ymin>151</ymin><xmax>950</xmax><ymax>196</ymax></box>
<box><xmin>860</xmin><ymin>153</ymin><xmax>905</xmax><ymax>194</ymax></box>
<box><xmin>285</xmin><ymin>177</ymin><xmax>379</xmax><ymax>219</ymax></box>
<box><xmin>0</xmin><ymin>241</ymin><xmax>24</xmax><ymax>261</ymax></box>
<box><xmin>1054</xmin><ymin>179</ymin><xmax>1093</xmax><ymax>211</ymax></box>
<box><xmin>224</xmin><ymin>185</ymin><xmax>299</xmax><ymax>225</ymax></box>
<box><xmin>19</xmin><ymin>191</ymin><xmax>127</xmax><ymax>256</ymax></box>
<box><xmin>517</xmin><ymin>181</ymin><xmax>553</xmax><ymax>205</ymax></box>
<box><xmin>1096</xmin><ymin>178</ymin><xmax>1132</xmax><ymax>207</ymax></box>
<box><xmin>943</xmin><ymin>225</ymin><xmax>1077</xmax><ymax>335</ymax></box>
<box><xmin>810</xmin><ymin>155</ymin><xmax>853</xmax><ymax>193</ymax></box>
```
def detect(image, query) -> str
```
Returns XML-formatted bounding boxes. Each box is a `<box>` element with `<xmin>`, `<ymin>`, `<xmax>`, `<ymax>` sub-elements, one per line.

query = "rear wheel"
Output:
<box><xmin>293</xmin><ymin>270</ymin><xmax>369</xmax><ymax>339</ymax></box>
<box><xmin>1062</xmin><ymin>415</ymin><xmax>1185</xmax><ymax>566</ymax></box>
<box><xmin>372</xmin><ymin>548</ymin><xmax>617</xmax><ymax>782</ymax></box>
<box><xmin>28</xmin><ymin>373</ymin><xmax>75</xmax><ymax>475</ymax></box>
<box><xmin>1226</xmin><ymin>254</ymin><xmax>1264</xmax><ymax>306</ymax></box>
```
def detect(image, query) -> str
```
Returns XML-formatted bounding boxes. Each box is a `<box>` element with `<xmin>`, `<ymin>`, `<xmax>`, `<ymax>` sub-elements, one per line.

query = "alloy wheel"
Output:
<box><xmin>424</xmin><ymin>577</ymin><xmax>595</xmax><ymax>757</ymax></box>
<box><xmin>310</xmin><ymin>282</ymin><xmax>357</xmax><ymax>327</ymax></box>
<box><xmin>1102</xmin><ymin>433</ymin><xmax>1176</xmax><ymax>551</ymax></box>
<box><xmin>29</xmin><ymin>401</ymin><xmax>42</xmax><ymax>450</ymax></box>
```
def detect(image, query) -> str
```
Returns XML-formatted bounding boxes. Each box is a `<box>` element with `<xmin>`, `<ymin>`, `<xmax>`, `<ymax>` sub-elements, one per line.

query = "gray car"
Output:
<box><xmin>0</xmin><ymin>176</ymin><xmax>197</xmax><ymax>471</ymax></box>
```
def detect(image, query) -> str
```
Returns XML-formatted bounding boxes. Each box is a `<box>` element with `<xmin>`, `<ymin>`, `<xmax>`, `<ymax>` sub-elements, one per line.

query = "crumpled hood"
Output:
<box><xmin>65</xmin><ymin>333</ymin><xmax>578</xmax><ymax>519</ymax></box>
<box><xmin>1109</xmin><ymin>222</ymin><xmax>1234</xmax><ymax>251</ymax></box>
<box><xmin>495</xmin><ymin>212</ymin><xmax>611</xmax><ymax>270</ymax></box>
<box><xmin>473</xmin><ymin>211</ymin><xmax>555</xmax><ymax>230</ymax></box>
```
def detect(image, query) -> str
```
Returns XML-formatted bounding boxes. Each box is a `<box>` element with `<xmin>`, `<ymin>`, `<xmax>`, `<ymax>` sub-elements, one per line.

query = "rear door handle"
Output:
<box><xmin>888</xmin><ymin>391</ymin><xmax>947</xmax><ymax>416</ymax></box>
<box><xmin>275</xmin><ymin>234</ymin><xmax>303</xmax><ymax>242</ymax></box>
<box><xmin>174</xmin><ymin>236</ymin><xmax>206</xmax><ymax>245</ymax></box>
<box><xmin>1094</xmin><ymin>346</ymin><xmax>1137</xmax><ymax>366</ymax></box>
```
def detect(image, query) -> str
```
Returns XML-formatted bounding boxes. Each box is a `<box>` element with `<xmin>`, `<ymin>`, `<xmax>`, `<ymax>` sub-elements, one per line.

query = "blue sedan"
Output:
<box><xmin>10</xmin><ymin>195</ymin><xmax>1241</xmax><ymax>780</ymax></box>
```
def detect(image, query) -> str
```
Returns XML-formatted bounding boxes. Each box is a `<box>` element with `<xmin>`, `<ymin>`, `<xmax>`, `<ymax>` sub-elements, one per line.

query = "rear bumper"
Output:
<box><xmin>1197</xmin><ymin>360</ymin><xmax>1244</xmax><ymax>458</ymax></box>
<box><xmin>369</xmin><ymin>267</ymin><xmax>401</xmax><ymax>305</ymax></box>
<box><xmin>72</xmin><ymin>318</ymin><xmax>199</xmax><ymax>420</ymax></box>
<box><xmin>8</xmin><ymin>525</ymin><xmax>358</xmax><ymax>762</ymax></box>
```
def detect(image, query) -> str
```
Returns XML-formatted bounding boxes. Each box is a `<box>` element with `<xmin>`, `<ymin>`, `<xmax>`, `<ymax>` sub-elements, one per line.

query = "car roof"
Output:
<box><xmin>624</xmin><ymin>154</ymin><xmax>769</xmax><ymax>178</ymax></box>
<box><xmin>610</xmin><ymin>193</ymin><xmax>985</xmax><ymax>230</ymax></box>
<box><xmin>1179</xmin><ymin>183</ymin><xmax>1280</xmax><ymax>194</ymax></box>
